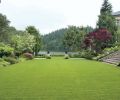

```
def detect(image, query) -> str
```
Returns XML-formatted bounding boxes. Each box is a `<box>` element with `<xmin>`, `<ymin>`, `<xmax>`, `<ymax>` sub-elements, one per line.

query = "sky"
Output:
<box><xmin>0</xmin><ymin>0</ymin><xmax>120</xmax><ymax>34</ymax></box>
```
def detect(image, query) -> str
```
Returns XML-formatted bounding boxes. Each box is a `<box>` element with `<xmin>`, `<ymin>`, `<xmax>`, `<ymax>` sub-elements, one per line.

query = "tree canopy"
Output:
<box><xmin>63</xmin><ymin>26</ymin><xmax>93</xmax><ymax>51</ymax></box>
<box><xmin>26</xmin><ymin>26</ymin><xmax>41</xmax><ymax>55</ymax></box>
<box><xmin>0</xmin><ymin>13</ymin><xmax>10</xmax><ymax>42</ymax></box>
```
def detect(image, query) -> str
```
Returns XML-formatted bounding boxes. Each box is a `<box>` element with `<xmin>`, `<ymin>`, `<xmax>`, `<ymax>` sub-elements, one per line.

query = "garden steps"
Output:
<box><xmin>101</xmin><ymin>51</ymin><xmax>120</xmax><ymax>65</ymax></box>
<box><xmin>103</xmin><ymin>59</ymin><xmax>120</xmax><ymax>65</ymax></box>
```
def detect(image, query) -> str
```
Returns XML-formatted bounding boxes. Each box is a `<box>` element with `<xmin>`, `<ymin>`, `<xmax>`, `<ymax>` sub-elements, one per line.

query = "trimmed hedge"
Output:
<box><xmin>64</xmin><ymin>54</ymin><xmax>69</xmax><ymax>59</ymax></box>
<box><xmin>46</xmin><ymin>54</ymin><xmax>51</xmax><ymax>59</ymax></box>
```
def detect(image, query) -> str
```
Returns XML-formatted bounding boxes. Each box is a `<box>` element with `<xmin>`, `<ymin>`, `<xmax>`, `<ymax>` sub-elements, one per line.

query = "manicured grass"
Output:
<box><xmin>0</xmin><ymin>57</ymin><xmax>120</xmax><ymax>100</ymax></box>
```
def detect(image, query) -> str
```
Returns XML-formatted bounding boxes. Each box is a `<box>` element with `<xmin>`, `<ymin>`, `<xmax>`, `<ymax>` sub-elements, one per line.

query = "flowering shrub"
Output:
<box><xmin>23</xmin><ymin>53</ymin><xmax>34</xmax><ymax>60</ymax></box>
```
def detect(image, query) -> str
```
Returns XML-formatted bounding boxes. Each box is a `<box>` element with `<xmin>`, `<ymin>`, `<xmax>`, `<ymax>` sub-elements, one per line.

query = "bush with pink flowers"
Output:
<box><xmin>23</xmin><ymin>53</ymin><xmax>34</xmax><ymax>60</ymax></box>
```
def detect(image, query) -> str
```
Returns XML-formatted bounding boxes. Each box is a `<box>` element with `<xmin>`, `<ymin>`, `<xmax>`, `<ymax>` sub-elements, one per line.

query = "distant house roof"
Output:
<box><xmin>112</xmin><ymin>11</ymin><xmax>120</xmax><ymax>16</ymax></box>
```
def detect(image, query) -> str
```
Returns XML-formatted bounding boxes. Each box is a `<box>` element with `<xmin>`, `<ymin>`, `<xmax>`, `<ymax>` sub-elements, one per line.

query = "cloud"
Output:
<box><xmin>0</xmin><ymin>0</ymin><xmax>120</xmax><ymax>34</ymax></box>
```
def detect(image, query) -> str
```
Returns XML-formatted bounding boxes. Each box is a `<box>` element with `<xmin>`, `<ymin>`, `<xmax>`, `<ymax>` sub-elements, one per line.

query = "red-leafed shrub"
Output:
<box><xmin>88</xmin><ymin>28</ymin><xmax>112</xmax><ymax>41</ymax></box>
<box><xmin>23</xmin><ymin>53</ymin><xmax>34</xmax><ymax>60</ymax></box>
<box><xmin>84</xmin><ymin>28</ymin><xmax>112</xmax><ymax>52</ymax></box>
<box><xmin>84</xmin><ymin>37</ymin><xmax>93</xmax><ymax>47</ymax></box>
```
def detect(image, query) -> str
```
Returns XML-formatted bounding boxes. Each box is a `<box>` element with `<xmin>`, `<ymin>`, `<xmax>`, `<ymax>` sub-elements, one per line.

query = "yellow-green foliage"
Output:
<box><xmin>0</xmin><ymin>43</ymin><xmax>14</xmax><ymax>53</ymax></box>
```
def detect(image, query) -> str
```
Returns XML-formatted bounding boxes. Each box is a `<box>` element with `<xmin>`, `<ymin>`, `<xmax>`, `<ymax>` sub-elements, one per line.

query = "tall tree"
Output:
<box><xmin>26</xmin><ymin>26</ymin><xmax>41</xmax><ymax>56</ymax></box>
<box><xmin>63</xmin><ymin>26</ymin><xmax>86</xmax><ymax>51</ymax></box>
<box><xmin>100</xmin><ymin>0</ymin><xmax>112</xmax><ymax>14</ymax></box>
<box><xmin>11</xmin><ymin>33</ymin><xmax>36</xmax><ymax>53</ymax></box>
<box><xmin>0</xmin><ymin>13</ymin><xmax>10</xmax><ymax>42</ymax></box>
<box><xmin>97</xmin><ymin>0</ymin><xmax>117</xmax><ymax>43</ymax></box>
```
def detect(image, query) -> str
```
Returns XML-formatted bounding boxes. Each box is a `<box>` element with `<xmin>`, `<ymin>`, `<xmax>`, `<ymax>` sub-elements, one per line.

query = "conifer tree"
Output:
<box><xmin>97</xmin><ymin>0</ymin><xmax>117</xmax><ymax>44</ymax></box>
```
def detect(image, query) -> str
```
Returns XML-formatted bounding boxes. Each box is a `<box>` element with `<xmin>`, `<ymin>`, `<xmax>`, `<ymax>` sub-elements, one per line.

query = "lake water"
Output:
<box><xmin>39</xmin><ymin>51</ymin><xmax>79</xmax><ymax>56</ymax></box>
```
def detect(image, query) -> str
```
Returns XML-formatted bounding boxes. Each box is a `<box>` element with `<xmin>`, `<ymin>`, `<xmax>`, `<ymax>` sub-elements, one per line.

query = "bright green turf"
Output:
<box><xmin>0</xmin><ymin>57</ymin><xmax>120</xmax><ymax>100</ymax></box>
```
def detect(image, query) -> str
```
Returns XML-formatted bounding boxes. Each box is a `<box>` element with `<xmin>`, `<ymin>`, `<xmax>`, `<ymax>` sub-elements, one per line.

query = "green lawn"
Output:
<box><xmin>0</xmin><ymin>57</ymin><xmax>120</xmax><ymax>100</ymax></box>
